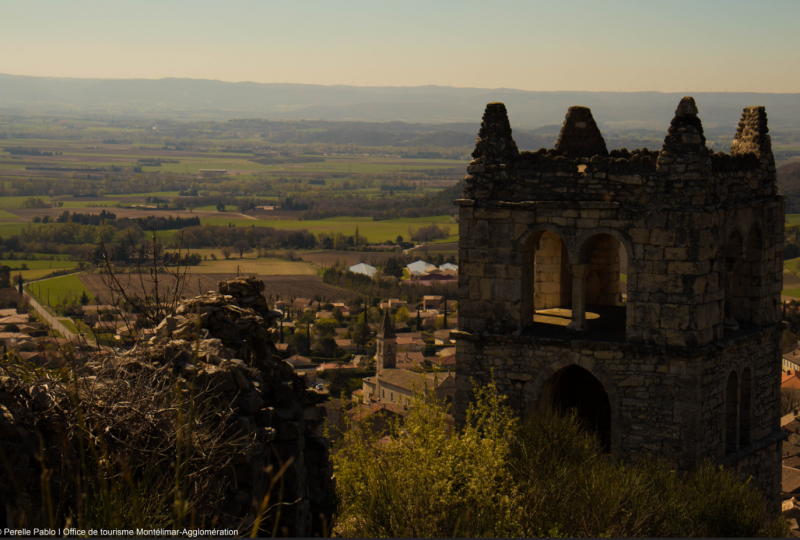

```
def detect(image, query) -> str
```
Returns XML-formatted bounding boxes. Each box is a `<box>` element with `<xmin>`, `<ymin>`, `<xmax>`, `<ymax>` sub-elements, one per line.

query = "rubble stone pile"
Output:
<box><xmin>0</xmin><ymin>276</ymin><xmax>334</xmax><ymax>535</ymax></box>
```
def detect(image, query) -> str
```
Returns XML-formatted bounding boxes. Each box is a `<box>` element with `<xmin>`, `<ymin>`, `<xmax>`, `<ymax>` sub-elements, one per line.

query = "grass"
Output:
<box><xmin>0</xmin><ymin>222</ymin><xmax>41</xmax><ymax>237</ymax></box>
<box><xmin>59</xmin><ymin>318</ymin><xmax>79</xmax><ymax>334</ymax></box>
<box><xmin>26</xmin><ymin>273</ymin><xmax>95</xmax><ymax>306</ymax></box>
<box><xmin>787</xmin><ymin>215</ymin><xmax>800</xmax><ymax>226</ymax></box>
<box><xmin>199</xmin><ymin>215</ymin><xmax>458</xmax><ymax>244</ymax></box>
<box><xmin>784</xmin><ymin>288</ymin><xmax>800</xmax><ymax>298</ymax></box>
<box><xmin>0</xmin><ymin>259</ymin><xmax>78</xmax><ymax>270</ymax></box>
<box><xmin>19</xmin><ymin>268</ymin><xmax>78</xmax><ymax>281</ymax></box>
<box><xmin>786</xmin><ymin>257</ymin><xmax>800</xmax><ymax>273</ymax></box>
<box><xmin>0</xmin><ymin>196</ymin><xmax>52</xmax><ymax>209</ymax></box>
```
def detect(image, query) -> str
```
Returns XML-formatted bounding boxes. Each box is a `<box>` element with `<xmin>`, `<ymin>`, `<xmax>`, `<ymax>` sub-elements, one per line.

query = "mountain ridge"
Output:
<box><xmin>3</xmin><ymin>73</ymin><xmax>800</xmax><ymax>128</ymax></box>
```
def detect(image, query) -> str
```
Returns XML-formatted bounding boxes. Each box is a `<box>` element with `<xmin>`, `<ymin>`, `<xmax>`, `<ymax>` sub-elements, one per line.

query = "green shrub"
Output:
<box><xmin>332</xmin><ymin>378</ymin><xmax>521</xmax><ymax>537</ymax></box>
<box><xmin>332</xmin><ymin>378</ymin><xmax>788</xmax><ymax>538</ymax></box>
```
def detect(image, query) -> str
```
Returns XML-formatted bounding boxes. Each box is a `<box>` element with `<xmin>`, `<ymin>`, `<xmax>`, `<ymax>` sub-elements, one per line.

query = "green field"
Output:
<box><xmin>0</xmin><ymin>223</ymin><xmax>40</xmax><ymax>237</ymax></box>
<box><xmin>0</xmin><ymin>259</ymin><xmax>78</xmax><ymax>270</ymax></box>
<box><xmin>198</xmin><ymin>215</ymin><xmax>457</xmax><ymax>243</ymax></box>
<box><xmin>785</xmin><ymin>257</ymin><xmax>800</xmax><ymax>273</ymax></box>
<box><xmin>784</xmin><ymin>288</ymin><xmax>800</xmax><ymax>299</ymax></box>
<box><xmin>25</xmin><ymin>274</ymin><xmax>95</xmax><ymax>306</ymax></box>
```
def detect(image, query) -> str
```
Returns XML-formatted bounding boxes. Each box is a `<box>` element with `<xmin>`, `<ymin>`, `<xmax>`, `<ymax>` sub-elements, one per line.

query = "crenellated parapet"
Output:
<box><xmin>463</xmin><ymin>97</ymin><xmax>777</xmax><ymax>208</ymax></box>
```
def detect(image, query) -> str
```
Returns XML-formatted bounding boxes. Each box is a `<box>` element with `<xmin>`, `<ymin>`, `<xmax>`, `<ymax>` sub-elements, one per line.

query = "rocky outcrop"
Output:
<box><xmin>0</xmin><ymin>276</ymin><xmax>334</xmax><ymax>536</ymax></box>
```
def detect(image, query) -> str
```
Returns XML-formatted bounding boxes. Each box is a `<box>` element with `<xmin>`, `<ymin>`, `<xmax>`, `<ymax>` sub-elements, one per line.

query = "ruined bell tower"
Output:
<box><xmin>455</xmin><ymin>97</ymin><xmax>784</xmax><ymax>507</ymax></box>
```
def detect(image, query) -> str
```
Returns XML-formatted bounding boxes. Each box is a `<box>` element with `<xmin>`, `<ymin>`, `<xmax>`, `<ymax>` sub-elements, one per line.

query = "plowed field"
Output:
<box><xmin>80</xmin><ymin>273</ymin><xmax>359</xmax><ymax>304</ymax></box>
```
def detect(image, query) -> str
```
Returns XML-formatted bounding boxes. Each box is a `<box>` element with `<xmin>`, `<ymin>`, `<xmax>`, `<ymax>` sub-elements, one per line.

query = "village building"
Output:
<box><xmin>422</xmin><ymin>295</ymin><xmax>444</xmax><ymax>310</ymax></box>
<box><xmin>285</xmin><ymin>354</ymin><xmax>319</xmax><ymax>382</ymax></box>
<box><xmin>406</xmin><ymin>260</ymin><xmax>436</xmax><ymax>275</ymax></box>
<box><xmin>361</xmin><ymin>312</ymin><xmax>455</xmax><ymax>407</ymax></box>
<box><xmin>349</xmin><ymin>263</ymin><xmax>377</xmax><ymax>277</ymax></box>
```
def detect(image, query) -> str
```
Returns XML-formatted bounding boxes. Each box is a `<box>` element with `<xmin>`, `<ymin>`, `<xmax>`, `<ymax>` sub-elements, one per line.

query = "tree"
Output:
<box><xmin>79</xmin><ymin>291</ymin><xmax>89</xmax><ymax>306</ymax></box>
<box><xmin>351</xmin><ymin>313</ymin><xmax>371</xmax><ymax>347</ymax></box>
<box><xmin>383</xmin><ymin>257</ymin><xmax>404</xmax><ymax>279</ymax></box>
<box><xmin>220</xmin><ymin>246</ymin><xmax>233</xmax><ymax>260</ymax></box>
<box><xmin>394</xmin><ymin>306</ymin><xmax>411</xmax><ymax>323</ymax></box>
<box><xmin>3</xmin><ymin>323</ymin><xmax>19</xmax><ymax>333</ymax></box>
<box><xmin>396</xmin><ymin>235</ymin><xmax>404</xmax><ymax>243</ymax></box>
<box><xmin>288</xmin><ymin>328</ymin><xmax>312</xmax><ymax>354</ymax></box>
<box><xmin>98</xmin><ymin>228</ymin><xmax>192</xmax><ymax>328</ymax></box>
<box><xmin>233</xmin><ymin>240</ymin><xmax>252</xmax><ymax>259</ymax></box>
<box><xmin>782</xmin><ymin>388</ymin><xmax>800</xmax><ymax>416</ymax></box>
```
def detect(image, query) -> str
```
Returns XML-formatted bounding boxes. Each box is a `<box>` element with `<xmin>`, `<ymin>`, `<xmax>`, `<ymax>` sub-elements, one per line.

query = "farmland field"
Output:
<box><xmin>299</xmin><ymin>250</ymin><xmax>398</xmax><ymax>268</ymax></box>
<box><xmin>79</xmin><ymin>273</ymin><xmax>358</xmax><ymax>304</ymax></box>
<box><xmin>26</xmin><ymin>274</ymin><xmax>95</xmax><ymax>306</ymax></box>
<box><xmin>197</xmin><ymin>215</ymin><xmax>458</xmax><ymax>244</ymax></box>
<box><xmin>187</xmin><ymin>257</ymin><xmax>317</xmax><ymax>275</ymax></box>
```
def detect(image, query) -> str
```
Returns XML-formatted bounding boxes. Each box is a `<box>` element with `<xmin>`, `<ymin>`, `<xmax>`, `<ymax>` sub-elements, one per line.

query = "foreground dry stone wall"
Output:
<box><xmin>0</xmin><ymin>276</ymin><xmax>333</xmax><ymax>535</ymax></box>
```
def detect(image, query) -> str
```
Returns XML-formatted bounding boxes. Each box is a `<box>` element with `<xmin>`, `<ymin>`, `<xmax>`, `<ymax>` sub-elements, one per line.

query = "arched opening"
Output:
<box><xmin>723</xmin><ymin>231</ymin><xmax>744</xmax><ymax>331</ymax></box>
<box><xmin>725</xmin><ymin>371</ymin><xmax>739</xmax><ymax>456</ymax></box>
<box><xmin>578</xmin><ymin>233</ymin><xmax>627</xmax><ymax>336</ymax></box>
<box><xmin>538</xmin><ymin>365</ymin><xmax>611</xmax><ymax>451</ymax></box>
<box><xmin>739</xmin><ymin>368</ymin><xmax>752</xmax><ymax>448</ymax></box>
<box><xmin>521</xmin><ymin>230</ymin><xmax>573</xmax><ymax>328</ymax></box>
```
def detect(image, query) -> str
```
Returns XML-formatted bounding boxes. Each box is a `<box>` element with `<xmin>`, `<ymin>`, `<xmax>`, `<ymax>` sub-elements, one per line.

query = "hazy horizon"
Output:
<box><xmin>2</xmin><ymin>0</ymin><xmax>798</xmax><ymax>94</ymax></box>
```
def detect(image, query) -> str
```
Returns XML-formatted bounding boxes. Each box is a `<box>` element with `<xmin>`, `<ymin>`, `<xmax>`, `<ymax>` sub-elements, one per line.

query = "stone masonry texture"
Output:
<box><xmin>455</xmin><ymin>98</ymin><xmax>784</xmax><ymax>510</ymax></box>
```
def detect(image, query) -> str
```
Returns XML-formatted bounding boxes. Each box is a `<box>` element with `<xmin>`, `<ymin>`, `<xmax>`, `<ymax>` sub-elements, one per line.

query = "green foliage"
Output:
<box><xmin>393</xmin><ymin>306</ymin><xmax>410</xmax><ymax>323</ymax></box>
<box><xmin>333</xmin><ymin>378</ymin><xmax>521</xmax><ymax>537</ymax></box>
<box><xmin>333</xmin><ymin>379</ymin><xmax>787</xmax><ymax>538</ymax></box>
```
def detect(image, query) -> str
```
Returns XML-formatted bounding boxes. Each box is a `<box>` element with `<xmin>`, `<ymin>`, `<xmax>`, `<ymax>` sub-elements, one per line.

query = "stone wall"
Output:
<box><xmin>0</xmin><ymin>277</ymin><xmax>334</xmax><ymax>535</ymax></box>
<box><xmin>454</xmin><ymin>326</ymin><xmax>782</xmax><ymax>507</ymax></box>
<box><xmin>455</xmin><ymin>97</ymin><xmax>785</xmax><ymax>510</ymax></box>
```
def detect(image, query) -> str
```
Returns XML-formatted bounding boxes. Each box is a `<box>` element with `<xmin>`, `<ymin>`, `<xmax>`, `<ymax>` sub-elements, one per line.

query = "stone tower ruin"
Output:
<box><xmin>455</xmin><ymin>97</ymin><xmax>784</xmax><ymax>505</ymax></box>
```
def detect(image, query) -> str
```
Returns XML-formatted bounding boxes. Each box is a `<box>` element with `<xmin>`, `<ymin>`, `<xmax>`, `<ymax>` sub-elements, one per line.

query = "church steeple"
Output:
<box><xmin>376</xmin><ymin>310</ymin><xmax>396</xmax><ymax>371</ymax></box>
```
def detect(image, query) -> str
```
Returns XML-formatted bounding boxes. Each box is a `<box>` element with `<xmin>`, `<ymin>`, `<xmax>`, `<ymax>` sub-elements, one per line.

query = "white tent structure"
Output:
<box><xmin>440</xmin><ymin>263</ymin><xmax>459</xmax><ymax>271</ymax></box>
<box><xmin>349</xmin><ymin>263</ymin><xmax>377</xmax><ymax>277</ymax></box>
<box><xmin>407</xmin><ymin>260</ymin><xmax>436</xmax><ymax>275</ymax></box>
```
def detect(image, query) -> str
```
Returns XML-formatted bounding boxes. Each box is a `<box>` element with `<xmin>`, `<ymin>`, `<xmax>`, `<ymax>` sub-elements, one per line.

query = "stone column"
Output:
<box><xmin>567</xmin><ymin>264</ymin><xmax>589</xmax><ymax>331</ymax></box>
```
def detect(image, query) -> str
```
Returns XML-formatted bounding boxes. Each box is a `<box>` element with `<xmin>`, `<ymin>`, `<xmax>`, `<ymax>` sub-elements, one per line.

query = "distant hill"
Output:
<box><xmin>2</xmin><ymin>73</ymin><xmax>800</xmax><ymax>129</ymax></box>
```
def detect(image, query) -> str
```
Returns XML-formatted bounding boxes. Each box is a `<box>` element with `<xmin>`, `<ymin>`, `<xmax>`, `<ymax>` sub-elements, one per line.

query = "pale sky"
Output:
<box><xmin>2</xmin><ymin>0</ymin><xmax>798</xmax><ymax>93</ymax></box>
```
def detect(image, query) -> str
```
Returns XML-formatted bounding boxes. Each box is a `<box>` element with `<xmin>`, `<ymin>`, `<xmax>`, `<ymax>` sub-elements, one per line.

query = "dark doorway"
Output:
<box><xmin>538</xmin><ymin>365</ymin><xmax>612</xmax><ymax>451</ymax></box>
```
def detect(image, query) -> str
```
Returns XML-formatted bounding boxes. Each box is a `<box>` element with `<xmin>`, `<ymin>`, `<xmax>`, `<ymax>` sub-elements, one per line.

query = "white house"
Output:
<box><xmin>406</xmin><ymin>260</ymin><xmax>436</xmax><ymax>275</ymax></box>
<box><xmin>349</xmin><ymin>263</ymin><xmax>377</xmax><ymax>277</ymax></box>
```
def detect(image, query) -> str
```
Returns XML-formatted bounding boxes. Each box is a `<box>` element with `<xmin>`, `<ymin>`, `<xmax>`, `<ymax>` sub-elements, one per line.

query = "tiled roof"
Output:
<box><xmin>348</xmin><ymin>402</ymin><xmax>407</xmax><ymax>422</ymax></box>
<box><xmin>397</xmin><ymin>352</ymin><xmax>424</xmax><ymax>364</ymax></box>
<box><xmin>377</xmin><ymin>368</ymin><xmax>453</xmax><ymax>391</ymax></box>
<box><xmin>784</xmin><ymin>466</ymin><xmax>800</xmax><ymax>494</ymax></box>
<box><xmin>317</xmin><ymin>362</ymin><xmax>358</xmax><ymax>371</ymax></box>
<box><xmin>285</xmin><ymin>354</ymin><xmax>316</xmax><ymax>367</ymax></box>
<box><xmin>396</xmin><ymin>337</ymin><xmax>424</xmax><ymax>346</ymax></box>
